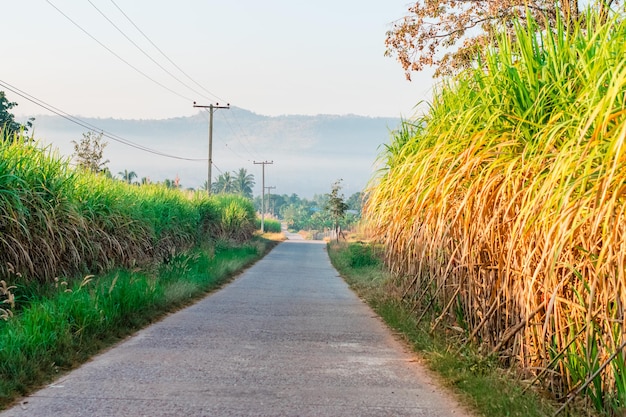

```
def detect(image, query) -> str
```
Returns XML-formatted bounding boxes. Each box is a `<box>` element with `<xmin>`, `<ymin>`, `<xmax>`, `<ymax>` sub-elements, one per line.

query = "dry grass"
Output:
<box><xmin>365</xmin><ymin>11</ymin><xmax>626</xmax><ymax>413</ymax></box>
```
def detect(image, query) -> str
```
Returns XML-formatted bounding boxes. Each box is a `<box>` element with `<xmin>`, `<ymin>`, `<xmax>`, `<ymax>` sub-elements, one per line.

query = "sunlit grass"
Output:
<box><xmin>328</xmin><ymin>241</ymin><xmax>565</xmax><ymax>417</ymax></box>
<box><xmin>0</xmin><ymin>136</ymin><xmax>257</xmax><ymax>285</ymax></box>
<box><xmin>0</xmin><ymin>239</ymin><xmax>272</xmax><ymax>409</ymax></box>
<box><xmin>364</xmin><ymin>10</ymin><xmax>626</xmax><ymax>414</ymax></box>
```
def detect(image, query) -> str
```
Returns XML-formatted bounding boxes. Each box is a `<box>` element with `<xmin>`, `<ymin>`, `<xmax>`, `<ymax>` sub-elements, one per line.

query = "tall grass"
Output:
<box><xmin>0</xmin><ymin>135</ymin><xmax>257</xmax><ymax>285</ymax></box>
<box><xmin>365</xmin><ymin>10</ymin><xmax>626</xmax><ymax>413</ymax></box>
<box><xmin>0</xmin><ymin>241</ymin><xmax>268</xmax><ymax>408</ymax></box>
<box><xmin>256</xmin><ymin>218</ymin><xmax>282</xmax><ymax>233</ymax></box>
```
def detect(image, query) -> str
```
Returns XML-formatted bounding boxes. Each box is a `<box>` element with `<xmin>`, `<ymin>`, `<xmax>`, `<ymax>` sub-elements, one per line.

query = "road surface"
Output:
<box><xmin>2</xmin><ymin>234</ymin><xmax>471</xmax><ymax>416</ymax></box>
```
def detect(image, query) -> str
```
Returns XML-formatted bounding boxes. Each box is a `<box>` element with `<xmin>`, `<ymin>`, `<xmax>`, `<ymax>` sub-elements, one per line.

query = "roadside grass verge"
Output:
<box><xmin>327</xmin><ymin>241</ymin><xmax>592</xmax><ymax>417</ymax></box>
<box><xmin>0</xmin><ymin>237</ymin><xmax>278</xmax><ymax>410</ymax></box>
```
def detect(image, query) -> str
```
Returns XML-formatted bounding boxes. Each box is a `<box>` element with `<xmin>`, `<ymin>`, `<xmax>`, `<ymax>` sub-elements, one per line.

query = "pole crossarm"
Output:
<box><xmin>193</xmin><ymin>101</ymin><xmax>230</xmax><ymax>196</ymax></box>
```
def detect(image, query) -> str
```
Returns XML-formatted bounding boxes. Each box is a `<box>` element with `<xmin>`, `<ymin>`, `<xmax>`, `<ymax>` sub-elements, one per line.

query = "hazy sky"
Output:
<box><xmin>3</xmin><ymin>0</ymin><xmax>435</xmax><ymax>120</ymax></box>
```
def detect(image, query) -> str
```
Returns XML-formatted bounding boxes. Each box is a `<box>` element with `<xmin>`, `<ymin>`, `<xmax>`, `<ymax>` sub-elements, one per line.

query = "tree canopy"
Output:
<box><xmin>0</xmin><ymin>91</ymin><xmax>33</xmax><ymax>139</ymax></box>
<box><xmin>118</xmin><ymin>169</ymin><xmax>138</xmax><ymax>184</ymax></box>
<box><xmin>233</xmin><ymin>168</ymin><xmax>255</xmax><ymax>199</ymax></box>
<box><xmin>211</xmin><ymin>168</ymin><xmax>255</xmax><ymax>198</ymax></box>
<box><xmin>385</xmin><ymin>0</ymin><xmax>621</xmax><ymax>78</ymax></box>
<box><xmin>72</xmin><ymin>131</ymin><xmax>109</xmax><ymax>173</ymax></box>
<box><xmin>325</xmin><ymin>179</ymin><xmax>349</xmax><ymax>241</ymax></box>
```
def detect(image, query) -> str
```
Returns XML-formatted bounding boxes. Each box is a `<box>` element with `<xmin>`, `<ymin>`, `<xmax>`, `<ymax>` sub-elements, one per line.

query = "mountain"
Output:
<box><xmin>25</xmin><ymin>107</ymin><xmax>401</xmax><ymax>198</ymax></box>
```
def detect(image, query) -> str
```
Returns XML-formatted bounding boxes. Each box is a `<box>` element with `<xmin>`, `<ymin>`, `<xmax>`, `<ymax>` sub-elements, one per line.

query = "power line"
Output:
<box><xmin>223</xmin><ymin>142</ymin><xmax>249</xmax><ymax>162</ymax></box>
<box><xmin>108</xmin><ymin>0</ymin><xmax>225</xmax><ymax>103</ymax></box>
<box><xmin>212</xmin><ymin>162</ymin><xmax>224</xmax><ymax>175</ymax></box>
<box><xmin>46</xmin><ymin>1</ymin><xmax>264</xmax><ymax>168</ymax></box>
<box><xmin>222</xmin><ymin>111</ymin><xmax>262</xmax><ymax>159</ymax></box>
<box><xmin>219</xmin><ymin>113</ymin><xmax>256</xmax><ymax>161</ymax></box>
<box><xmin>0</xmin><ymin>79</ymin><xmax>206</xmax><ymax>162</ymax></box>
<box><xmin>87</xmin><ymin>0</ymin><xmax>215</xmax><ymax>103</ymax></box>
<box><xmin>45</xmin><ymin>0</ymin><xmax>193</xmax><ymax>102</ymax></box>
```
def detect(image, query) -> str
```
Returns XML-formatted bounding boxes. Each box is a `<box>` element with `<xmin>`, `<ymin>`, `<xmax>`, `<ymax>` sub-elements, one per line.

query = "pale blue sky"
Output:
<box><xmin>3</xmin><ymin>0</ymin><xmax>434</xmax><ymax>120</ymax></box>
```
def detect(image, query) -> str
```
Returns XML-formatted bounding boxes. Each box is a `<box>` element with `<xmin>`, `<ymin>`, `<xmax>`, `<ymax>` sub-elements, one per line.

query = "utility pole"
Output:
<box><xmin>264</xmin><ymin>186</ymin><xmax>276</xmax><ymax>216</ymax></box>
<box><xmin>254</xmin><ymin>161</ymin><xmax>273</xmax><ymax>232</ymax></box>
<box><xmin>193</xmin><ymin>102</ymin><xmax>230</xmax><ymax>196</ymax></box>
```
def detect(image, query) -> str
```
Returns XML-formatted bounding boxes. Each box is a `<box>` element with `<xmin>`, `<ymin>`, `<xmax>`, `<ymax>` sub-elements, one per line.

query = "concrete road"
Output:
<box><xmin>2</xmin><ymin>237</ymin><xmax>471</xmax><ymax>417</ymax></box>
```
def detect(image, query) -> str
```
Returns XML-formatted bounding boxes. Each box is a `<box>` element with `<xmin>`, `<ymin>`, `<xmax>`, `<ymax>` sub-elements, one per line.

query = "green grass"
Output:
<box><xmin>256</xmin><ymin>218</ymin><xmax>282</xmax><ymax>233</ymax></box>
<box><xmin>0</xmin><ymin>238</ymin><xmax>277</xmax><ymax>410</ymax></box>
<box><xmin>0</xmin><ymin>136</ymin><xmax>257</xmax><ymax>285</ymax></box>
<box><xmin>328</xmin><ymin>241</ymin><xmax>593</xmax><ymax>417</ymax></box>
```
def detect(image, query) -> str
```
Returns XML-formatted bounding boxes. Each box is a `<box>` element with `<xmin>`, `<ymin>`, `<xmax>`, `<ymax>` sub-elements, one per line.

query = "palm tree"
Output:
<box><xmin>233</xmin><ymin>168</ymin><xmax>255</xmax><ymax>199</ymax></box>
<box><xmin>118</xmin><ymin>169</ymin><xmax>137</xmax><ymax>184</ymax></box>
<box><xmin>163</xmin><ymin>178</ymin><xmax>181</xmax><ymax>189</ymax></box>
<box><xmin>211</xmin><ymin>172</ymin><xmax>235</xmax><ymax>194</ymax></box>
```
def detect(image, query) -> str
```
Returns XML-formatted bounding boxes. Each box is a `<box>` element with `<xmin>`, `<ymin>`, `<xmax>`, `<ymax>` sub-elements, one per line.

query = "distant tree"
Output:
<box><xmin>385</xmin><ymin>0</ymin><xmax>616</xmax><ymax>78</ymax></box>
<box><xmin>287</xmin><ymin>193</ymin><xmax>301</xmax><ymax>205</ymax></box>
<box><xmin>72</xmin><ymin>131</ymin><xmax>109</xmax><ymax>173</ymax></box>
<box><xmin>233</xmin><ymin>168</ymin><xmax>255</xmax><ymax>199</ymax></box>
<box><xmin>163</xmin><ymin>177</ymin><xmax>181</xmax><ymax>189</ymax></box>
<box><xmin>140</xmin><ymin>176</ymin><xmax>151</xmax><ymax>185</ymax></box>
<box><xmin>346</xmin><ymin>192</ymin><xmax>363</xmax><ymax>214</ymax></box>
<box><xmin>325</xmin><ymin>179</ymin><xmax>349</xmax><ymax>242</ymax></box>
<box><xmin>212</xmin><ymin>172</ymin><xmax>235</xmax><ymax>194</ymax></box>
<box><xmin>118</xmin><ymin>169</ymin><xmax>137</xmax><ymax>184</ymax></box>
<box><xmin>0</xmin><ymin>91</ymin><xmax>33</xmax><ymax>140</ymax></box>
<box><xmin>271</xmin><ymin>194</ymin><xmax>287</xmax><ymax>216</ymax></box>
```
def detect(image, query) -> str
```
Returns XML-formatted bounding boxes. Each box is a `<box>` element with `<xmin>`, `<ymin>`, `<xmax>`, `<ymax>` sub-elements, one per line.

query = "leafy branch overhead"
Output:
<box><xmin>385</xmin><ymin>0</ymin><xmax>618</xmax><ymax>78</ymax></box>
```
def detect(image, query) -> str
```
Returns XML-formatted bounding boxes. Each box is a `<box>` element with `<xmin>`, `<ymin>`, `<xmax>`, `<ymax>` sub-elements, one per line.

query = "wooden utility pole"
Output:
<box><xmin>265</xmin><ymin>186</ymin><xmax>276</xmax><ymax>216</ymax></box>
<box><xmin>193</xmin><ymin>102</ymin><xmax>230</xmax><ymax>196</ymax></box>
<box><xmin>254</xmin><ymin>161</ymin><xmax>273</xmax><ymax>232</ymax></box>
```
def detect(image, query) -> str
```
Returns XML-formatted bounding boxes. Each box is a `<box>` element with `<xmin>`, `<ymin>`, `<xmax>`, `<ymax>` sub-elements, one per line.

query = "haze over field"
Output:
<box><xmin>2</xmin><ymin>1</ymin><xmax>431</xmax><ymax>197</ymax></box>
<box><xmin>26</xmin><ymin>109</ymin><xmax>401</xmax><ymax>197</ymax></box>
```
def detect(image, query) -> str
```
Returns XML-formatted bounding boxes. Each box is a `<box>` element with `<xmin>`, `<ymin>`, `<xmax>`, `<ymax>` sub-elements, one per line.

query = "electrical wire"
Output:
<box><xmin>0</xmin><ymin>79</ymin><xmax>206</xmax><ymax>162</ymax></box>
<box><xmin>108</xmin><ymin>0</ymin><xmax>225</xmax><ymax>103</ymax></box>
<box><xmin>211</xmin><ymin>162</ymin><xmax>224</xmax><ymax>175</ymax></box>
<box><xmin>46</xmin><ymin>1</ymin><xmax>264</xmax><ymax>167</ymax></box>
<box><xmin>224</xmin><ymin>142</ymin><xmax>249</xmax><ymax>162</ymax></box>
<box><xmin>45</xmin><ymin>0</ymin><xmax>193</xmax><ymax>102</ymax></box>
<box><xmin>87</xmin><ymin>0</ymin><xmax>215</xmax><ymax>103</ymax></box>
<box><xmin>104</xmin><ymin>0</ymin><xmax>264</xmax><ymax>163</ymax></box>
<box><xmin>218</xmin><ymin>112</ymin><xmax>260</xmax><ymax>160</ymax></box>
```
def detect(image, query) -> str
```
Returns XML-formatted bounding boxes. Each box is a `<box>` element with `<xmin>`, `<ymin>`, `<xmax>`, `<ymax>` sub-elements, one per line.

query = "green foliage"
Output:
<box><xmin>211</xmin><ymin>168</ymin><xmax>255</xmax><ymax>198</ymax></box>
<box><xmin>211</xmin><ymin>171</ymin><xmax>234</xmax><ymax>194</ymax></box>
<box><xmin>71</xmin><ymin>131</ymin><xmax>109</xmax><ymax>173</ymax></box>
<box><xmin>256</xmin><ymin>218</ymin><xmax>281</xmax><ymax>233</ymax></box>
<box><xmin>208</xmin><ymin>194</ymin><xmax>256</xmax><ymax>242</ymax></box>
<box><xmin>0</xmin><ymin>241</ymin><xmax>270</xmax><ymax>408</ymax></box>
<box><xmin>269</xmin><ymin>191</ymin><xmax>360</xmax><ymax>233</ymax></box>
<box><xmin>233</xmin><ymin>168</ymin><xmax>255</xmax><ymax>199</ymax></box>
<box><xmin>346</xmin><ymin>243</ymin><xmax>380</xmax><ymax>268</ymax></box>
<box><xmin>0</xmin><ymin>138</ymin><xmax>257</xmax><ymax>285</ymax></box>
<box><xmin>325</xmin><ymin>179</ymin><xmax>349</xmax><ymax>241</ymax></box>
<box><xmin>0</xmin><ymin>91</ymin><xmax>33</xmax><ymax>139</ymax></box>
<box><xmin>117</xmin><ymin>169</ymin><xmax>137</xmax><ymax>184</ymax></box>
